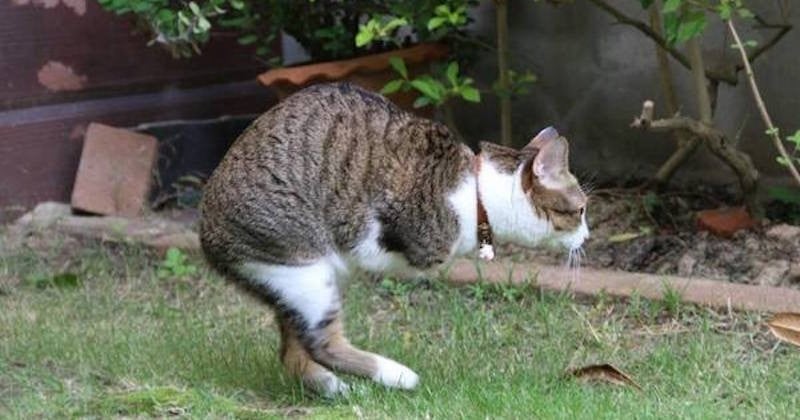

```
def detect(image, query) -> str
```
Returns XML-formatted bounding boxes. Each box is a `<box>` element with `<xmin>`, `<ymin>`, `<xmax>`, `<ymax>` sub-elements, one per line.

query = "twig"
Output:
<box><xmin>631</xmin><ymin>100</ymin><xmax>761</xmax><ymax>215</ymax></box>
<box><xmin>585</xmin><ymin>0</ymin><xmax>737</xmax><ymax>85</ymax></box>
<box><xmin>727</xmin><ymin>18</ymin><xmax>800</xmax><ymax>187</ymax></box>
<box><xmin>746</xmin><ymin>14</ymin><xmax>793</xmax><ymax>65</ymax></box>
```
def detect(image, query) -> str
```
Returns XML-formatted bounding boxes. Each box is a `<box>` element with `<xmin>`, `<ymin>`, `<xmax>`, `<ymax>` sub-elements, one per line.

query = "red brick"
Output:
<box><xmin>696</xmin><ymin>206</ymin><xmax>757</xmax><ymax>238</ymax></box>
<box><xmin>71</xmin><ymin>123</ymin><xmax>157</xmax><ymax>217</ymax></box>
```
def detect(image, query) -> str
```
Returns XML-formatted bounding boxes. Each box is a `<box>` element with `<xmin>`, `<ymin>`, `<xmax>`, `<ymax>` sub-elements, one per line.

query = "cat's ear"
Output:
<box><xmin>523</xmin><ymin>126</ymin><xmax>559</xmax><ymax>153</ymax></box>
<box><xmin>532</xmin><ymin>136</ymin><xmax>569</xmax><ymax>180</ymax></box>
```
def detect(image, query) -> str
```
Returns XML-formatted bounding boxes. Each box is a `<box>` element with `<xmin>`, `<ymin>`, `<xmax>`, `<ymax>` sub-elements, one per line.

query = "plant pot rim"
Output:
<box><xmin>257</xmin><ymin>43</ymin><xmax>448</xmax><ymax>88</ymax></box>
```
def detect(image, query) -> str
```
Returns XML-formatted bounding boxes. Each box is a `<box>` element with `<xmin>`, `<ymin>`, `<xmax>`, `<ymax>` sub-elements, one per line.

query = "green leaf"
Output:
<box><xmin>188</xmin><ymin>1</ymin><xmax>200</xmax><ymax>15</ymax></box>
<box><xmin>381</xmin><ymin>79</ymin><xmax>405</xmax><ymax>95</ymax></box>
<box><xmin>410</xmin><ymin>79</ymin><xmax>443</xmax><ymax>102</ymax></box>
<box><xmin>384</xmin><ymin>17</ymin><xmax>408</xmax><ymax>32</ymax></box>
<box><xmin>460</xmin><ymin>86</ymin><xmax>481</xmax><ymax>102</ymax></box>
<box><xmin>435</xmin><ymin>4</ymin><xmax>450</xmax><ymax>16</ymax></box>
<box><xmin>229</xmin><ymin>0</ymin><xmax>244</xmax><ymax>10</ymax></box>
<box><xmin>766</xmin><ymin>127</ymin><xmax>780</xmax><ymax>136</ymax></box>
<box><xmin>675</xmin><ymin>11</ymin><xmax>707</xmax><ymax>44</ymax></box>
<box><xmin>768</xmin><ymin>186</ymin><xmax>800</xmax><ymax>205</ymax></box>
<box><xmin>427</xmin><ymin>16</ymin><xmax>446</xmax><ymax>31</ymax></box>
<box><xmin>197</xmin><ymin>16</ymin><xmax>211</xmax><ymax>31</ymax></box>
<box><xmin>717</xmin><ymin>3</ymin><xmax>732</xmax><ymax>20</ymax></box>
<box><xmin>389</xmin><ymin>56</ymin><xmax>408</xmax><ymax>79</ymax></box>
<box><xmin>787</xmin><ymin>130</ymin><xmax>800</xmax><ymax>146</ymax></box>
<box><xmin>445</xmin><ymin>62</ymin><xmax>459</xmax><ymax>86</ymax></box>
<box><xmin>777</xmin><ymin>156</ymin><xmax>791</xmax><ymax>166</ymax></box>
<box><xmin>413</xmin><ymin>96</ymin><xmax>432</xmax><ymax>108</ymax></box>
<box><xmin>662</xmin><ymin>0</ymin><xmax>681</xmax><ymax>14</ymax></box>
<box><xmin>355</xmin><ymin>30</ymin><xmax>372</xmax><ymax>47</ymax></box>
<box><xmin>238</xmin><ymin>34</ymin><xmax>258</xmax><ymax>45</ymax></box>
<box><xmin>663</xmin><ymin>12</ymin><xmax>680</xmax><ymax>44</ymax></box>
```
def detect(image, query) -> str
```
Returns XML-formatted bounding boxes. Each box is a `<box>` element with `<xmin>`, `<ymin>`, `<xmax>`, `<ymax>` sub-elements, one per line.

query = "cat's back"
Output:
<box><xmin>200</xmin><ymin>83</ymin><xmax>470</xmax><ymax>268</ymax></box>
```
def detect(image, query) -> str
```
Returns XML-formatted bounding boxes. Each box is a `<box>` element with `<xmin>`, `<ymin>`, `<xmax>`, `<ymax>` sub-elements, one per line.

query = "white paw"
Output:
<box><xmin>311</xmin><ymin>372</ymin><xmax>350</xmax><ymax>398</ymax></box>
<box><xmin>372</xmin><ymin>355</ymin><xmax>419</xmax><ymax>390</ymax></box>
<box><xmin>479</xmin><ymin>244</ymin><xmax>495</xmax><ymax>261</ymax></box>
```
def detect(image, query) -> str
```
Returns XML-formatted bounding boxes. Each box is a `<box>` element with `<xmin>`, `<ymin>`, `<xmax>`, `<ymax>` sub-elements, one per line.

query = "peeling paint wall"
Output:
<box><xmin>0</xmin><ymin>0</ymin><xmax>277</xmax><ymax>221</ymax></box>
<box><xmin>37</xmin><ymin>61</ymin><xmax>88</xmax><ymax>91</ymax></box>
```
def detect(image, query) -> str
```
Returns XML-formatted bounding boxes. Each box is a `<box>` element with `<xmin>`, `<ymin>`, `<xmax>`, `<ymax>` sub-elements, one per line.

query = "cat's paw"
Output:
<box><xmin>372</xmin><ymin>355</ymin><xmax>419</xmax><ymax>390</ymax></box>
<box><xmin>308</xmin><ymin>371</ymin><xmax>350</xmax><ymax>398</ymax></box>
<box><xmin>478</xmin><ymin>244</ymin><xmax>495</xmax><ymax>261</ymax></box>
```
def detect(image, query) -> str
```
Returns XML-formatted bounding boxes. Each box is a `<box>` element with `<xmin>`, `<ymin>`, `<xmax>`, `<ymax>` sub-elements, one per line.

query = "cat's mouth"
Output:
<box><xmin>558</xmin><ymin>214</ymin><xmax>590</xmax><ymax>251</ymax></box>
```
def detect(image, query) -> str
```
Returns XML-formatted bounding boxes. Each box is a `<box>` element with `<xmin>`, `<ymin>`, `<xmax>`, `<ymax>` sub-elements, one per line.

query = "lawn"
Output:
<box><xmin>1</xmin><ymin>236</ymin><xmax>799</xmax><ymax>419</ymax></box>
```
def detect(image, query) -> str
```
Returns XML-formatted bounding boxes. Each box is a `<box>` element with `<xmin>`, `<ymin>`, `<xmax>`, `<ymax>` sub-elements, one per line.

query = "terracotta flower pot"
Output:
<box><xmin>257</xmin><ymin>43</ymin><xmax>448</xmax><ymax>115</ymax></box>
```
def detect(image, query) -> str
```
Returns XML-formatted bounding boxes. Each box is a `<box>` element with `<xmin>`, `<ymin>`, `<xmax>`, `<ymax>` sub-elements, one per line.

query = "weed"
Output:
<box><xmin>156</xmin><ymin>247</ymin><xmax>198</xmax><ymax>279</ymax></box>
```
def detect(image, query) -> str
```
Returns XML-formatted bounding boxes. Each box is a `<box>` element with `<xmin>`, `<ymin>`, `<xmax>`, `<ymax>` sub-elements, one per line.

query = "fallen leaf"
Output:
<box><xmin>607</xmin><ymin>232</ymin><xmax>643</xmax><ymax>243</ymax></box>
<box><xmin>767</xmin><ymin>312</ymin><xmax>800</xmax><ymax>347</ymax></box>
<box><xmin>569</xmin><ymin>363</ymin><xmax>642</xmax><ymax>390</ymax></box>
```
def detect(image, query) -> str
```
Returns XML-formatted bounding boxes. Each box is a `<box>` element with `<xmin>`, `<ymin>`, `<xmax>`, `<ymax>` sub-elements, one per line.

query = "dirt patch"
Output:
<box><xmin>505</xmin><ymin>187</ymin><xmax>800</xmax><ymax>289</ymax></box>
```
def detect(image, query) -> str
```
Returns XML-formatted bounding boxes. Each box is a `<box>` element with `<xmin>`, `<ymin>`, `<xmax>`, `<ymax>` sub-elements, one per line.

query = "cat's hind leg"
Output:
<box><xmin>307</xmin><ymin>313</ymin><xmax>420</xmax><ymax>390</ymax></box>
<box><xmin>278</xmin><ymin>316</ymin><xmax>350</xmax><ymax>397</ymax></box>
<box><xmin>239</xmin><ymin>256</ymin><xmax>419</xmax><ymax>392</ymax></box>
<box><xmin>239</xmin><ymin>257</ymin><xmax>350</xmax><ymax>397</ymax></box>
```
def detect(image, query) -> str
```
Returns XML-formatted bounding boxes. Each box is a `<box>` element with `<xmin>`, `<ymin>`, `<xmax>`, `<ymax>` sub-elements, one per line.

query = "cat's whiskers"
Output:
<box><xmin>565</xmin><ymin>245</ymin><xmax>584</xmax><ymax>284</ymax></box>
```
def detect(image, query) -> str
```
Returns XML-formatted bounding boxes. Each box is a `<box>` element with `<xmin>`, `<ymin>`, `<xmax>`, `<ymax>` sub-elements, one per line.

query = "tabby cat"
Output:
<box><xmin>200</xmin><ymin>83</ymin><xmax>588</xmax><ymax>396</ymax></box>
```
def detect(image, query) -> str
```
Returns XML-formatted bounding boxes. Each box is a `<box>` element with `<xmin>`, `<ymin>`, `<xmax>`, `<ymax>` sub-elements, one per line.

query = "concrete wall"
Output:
<box><xmin>455</xmin><ymin>2</ymin><xmax>800</xmax><ymax>189</ymax></box>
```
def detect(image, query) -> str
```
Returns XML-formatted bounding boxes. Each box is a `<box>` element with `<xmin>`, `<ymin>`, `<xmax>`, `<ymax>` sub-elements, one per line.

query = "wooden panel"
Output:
<box><xmin>0</xmin><ymin>0</ymin><xmax>273</xmax><ymax>110</ymax></box>
<box><xmin>0</xmin><ymin>80</ymin><xmax>276</xmax><ymax>222</ymax></box>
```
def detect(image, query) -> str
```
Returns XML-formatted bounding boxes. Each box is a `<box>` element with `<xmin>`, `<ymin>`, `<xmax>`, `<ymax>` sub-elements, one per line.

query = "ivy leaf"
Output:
<box><xmin>389</xmin><ymin>56</ymin><xmax>408</xmax><ymax>79</ymax></box>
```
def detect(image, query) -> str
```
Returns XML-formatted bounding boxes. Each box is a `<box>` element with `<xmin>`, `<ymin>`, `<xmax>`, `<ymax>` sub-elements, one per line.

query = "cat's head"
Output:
<box><xmin>479</xmin><ymin>127</ymin><xmax>589</xmax><ymax>251</ymax></box>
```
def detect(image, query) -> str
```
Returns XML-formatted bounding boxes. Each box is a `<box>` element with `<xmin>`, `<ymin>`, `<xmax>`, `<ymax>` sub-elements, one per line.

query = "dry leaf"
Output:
<box><xmin>569</xmin><ymin>363</ymin><xmax>642</xmax><ymax>390</ymax></box>
<box><xmin>767</xmin><ymin>312</ymin><xmax>800</xmax><ymax>347</ymax></box>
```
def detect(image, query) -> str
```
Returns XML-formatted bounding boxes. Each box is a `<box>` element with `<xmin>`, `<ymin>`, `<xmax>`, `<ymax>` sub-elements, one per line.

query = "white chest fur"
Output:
<box><xmin>477</xmin><ymin>159</ymin><xmax>553</xmax><ymax>247</ymax></box>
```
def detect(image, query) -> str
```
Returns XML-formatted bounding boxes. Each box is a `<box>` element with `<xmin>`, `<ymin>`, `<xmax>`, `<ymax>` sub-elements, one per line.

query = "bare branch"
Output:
<box><xmin>631</xmin><ymin>100</ymin><xmax>761</xmax><ymax>214</ymax></box>
<box><xmin>728</xmin><ymin>18</ymin><xmax>800</xmax><ymax>187</ymax></box>
<box><xmin>745</xmin><ymin>14</ymin><xmax>793</xmax><ymax>66</ymax></box>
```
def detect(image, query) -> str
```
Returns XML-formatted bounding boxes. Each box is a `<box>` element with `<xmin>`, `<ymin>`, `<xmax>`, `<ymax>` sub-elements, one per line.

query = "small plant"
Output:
<box><xmin>381</xmin><ymin>58</ymin><xmax>480</xmax><ymax>109</ymax></box>
<box><xmin>379</xmin><ymin>277</ymin><xmax>414</xmax><ymax>298</ymax></box>
<box><xmin>157</xmin><ymin>247</ymin><xmax>198</xmax><ymax>279</ymax></box>
<box><xmin>661</xmin><ymin>283</ymin><xmax>683</xmax><ymax>317</ymax></box>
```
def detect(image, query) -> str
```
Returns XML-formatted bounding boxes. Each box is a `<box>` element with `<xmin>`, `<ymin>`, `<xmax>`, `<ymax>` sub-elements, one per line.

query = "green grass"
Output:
<box><xmin>1</xmin><ymin>237</ymin><xmax>799</xmax><ymax>419</ymax></box>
